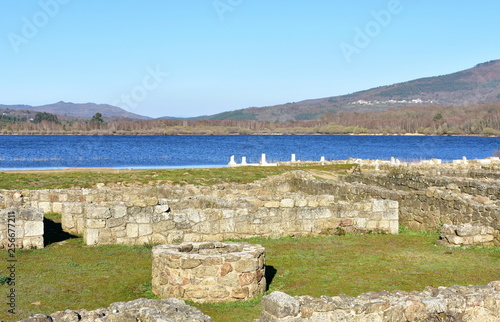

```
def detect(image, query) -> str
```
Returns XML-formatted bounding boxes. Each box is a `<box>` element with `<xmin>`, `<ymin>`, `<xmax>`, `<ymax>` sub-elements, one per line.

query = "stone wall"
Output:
<box><xmin>20</xmin><ymin>298</ymin><xmax>213</xmax><ymax>321</ymax></box>
<box><xmin>1</xmin><ymin>165</ymin><xmax>497</xmax><ymax>246</ymax></box>
<box><xmin>291</xmin><ymin>175</ymin><xmax>500</xmax><ymax>245</ymax></box>
<box><xmin>259</xmin><ymin>281</ymin><xmax>500</xmax><ymax>321</ymax></box>
<box><xmin>0</xmin><ymin>208</ymin><xmax>44</xmax><ymax>249</ymax></box>
<box><xmin>438</xmin><ymin>223</ymin><xmax>496</xmax><ymax>247</ymax></box>
<box><xmin>0</xmin><ymin>172</ymin><xmax>399</xmax><ymax>246</ymax></box>
<box><xmin>345</xmin><ymin>172</ymin><xmax>500</xmax><ymax>200</ymax></box>
<box><xmin>80</xmin><ymin>195</ymin><xmax>397</xmax><ymax>246</ymax></box>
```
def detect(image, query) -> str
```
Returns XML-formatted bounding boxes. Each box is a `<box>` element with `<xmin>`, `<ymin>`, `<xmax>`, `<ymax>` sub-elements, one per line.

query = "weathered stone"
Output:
<box><xmin>85</xmin><ymin>229</ymin><xmax>100</xmax><ymax>245</ymax></box>
<box><xmin>24</xmin><ymin>221</ymin><xmax>43</xmax><ymax>237</ymax></box>
<box><xmin>264</xmin><ymin>201</ymin><xmax>280</xmax><ymax>208</ymax></box>
<box><xmin>50</xmin><ymin>309</ymin><xmax>81</xmax><ymax>322</ymax></box>
<box><xmin>209</xmin><ymin>285</ymin><xmax>230</xmax><ymax>299</ymax></box>
<box><xmin>280</xmin><ymin>199</ymin><xmax>295</xmax><ymax>208</ymax></box>
<box><xmin>235</xmin><ymin>259</ymin><xmax>258</xmax><ymax>273</ymax></box>
<box><xmin>180</xmin><ymin>258</ymin><xmax>202</xmax><ymax>269</ymax></box>
<box><xmin>239</xmin><ymin>272</ymin><xmax>256</xmax><ymax>286</ymax></box>
<box><xmin>220</xmin><ymin>263</ymin><xmax>233</xmax><ymax>276</ymax></box>
<box><xmin>261</xmin><ymin>291</ymin><xmax>300</xmax><ymax>318</ymax></box>
<box><xmin>231</xmin><ymin>286</ymin><xmax>249</xmax><ymax>299</ymax></box>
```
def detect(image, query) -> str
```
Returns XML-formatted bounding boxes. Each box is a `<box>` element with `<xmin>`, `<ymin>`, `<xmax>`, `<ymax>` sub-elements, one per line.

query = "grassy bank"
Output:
<box><xmin>0</xmin><ymin>164</ymin><xmax>354</xmax><ymax>190</ymax></box>
<box><xmin>1</xmin><ymin>222</ymin><xmax>499</xmax><ymax>322</ymax></box>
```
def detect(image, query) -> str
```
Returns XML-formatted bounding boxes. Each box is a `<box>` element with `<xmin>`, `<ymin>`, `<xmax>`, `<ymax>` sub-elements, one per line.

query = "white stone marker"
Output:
<box><xmin>241</xmin><ymin>156</ymin><xmax>247</xmax><ymax>165</ymax></box>
<box><xmin>260</xmin><ymin>153</ymin><xmax>268</xmax><ymax>165</ymax></box>
<box><xmin>228</xmin><ymin>155</ymin><xmax>237</xmax><ymax>166</ymax></box>
<box><xmin>291</xmin><ymin>154</ymin><xmax>296</xmax><ymax>162</ymax></box>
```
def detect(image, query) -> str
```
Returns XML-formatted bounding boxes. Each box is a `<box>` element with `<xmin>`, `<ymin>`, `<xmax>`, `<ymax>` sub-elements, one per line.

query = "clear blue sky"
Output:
<box><xmin>1</xmin><ymin>0</ymin><xmax>499</xmax><ymax>118</ymax></box>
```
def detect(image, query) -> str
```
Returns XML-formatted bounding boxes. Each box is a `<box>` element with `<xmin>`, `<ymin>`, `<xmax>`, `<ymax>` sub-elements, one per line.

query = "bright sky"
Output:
<box><xmin>1</xmin><ymin>1</ymin><xmax>499</xmax><ymax>118</ymax></box>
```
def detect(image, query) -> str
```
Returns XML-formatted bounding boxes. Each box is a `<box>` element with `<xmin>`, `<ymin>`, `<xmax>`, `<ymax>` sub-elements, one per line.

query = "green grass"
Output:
<box><xmin>0</xmin><ymin>164</ymin><xmax>354</xmax><ymax>190</ymax></box>
<box><xmin>2</xmin><ymin>230</ymin><xmax>499</xmax><ymax>322</ymax></box>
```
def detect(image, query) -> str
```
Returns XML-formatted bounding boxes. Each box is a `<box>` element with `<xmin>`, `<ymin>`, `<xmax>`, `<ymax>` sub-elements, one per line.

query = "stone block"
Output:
<box><xmin>38</xmin><ymin>202</ymin><xmax>52</xmax><ymax>213</ymax></box>
<box><xmin>231</xmin><ymin>287</ymin><xmax>249</xmax><ymax>299</ymax></box>
<box><xmin>308</xmin><ymin>200</ymin><xmax>319</xmax><ymax>208</ymax></box>
<box><xmin>23</xmin><ymin>236</ymin><xmax>44</xmax><ymax>249</ymax></box>
<box><xmin>389</xmin><ymin>221</ymin><xmax>399</xmax><ymax>235</ymax></box>
<box><xmin>356</xmin><ymin>218</ymin><xmax>367</xmax><ymax>228</ymax></box>
<box><xmin>126</xmin><ymin>224</ymin><xmax>139</xmax><ymax>238</ymax></box>
<box><xmin>280</xmin><ymin>199</ymin><xmax>294</xmax><ymax>208</ymax></box>
<box><xmin>87</xmin><ymin>207</ymin><xmax>111</xmax><ymax>219</ymax></box>
<box><xmin>154</xmin><ymin>204</ymin><xmax>171</xmax><ymax>214</ymax></box>
<box><xmin>264</xmin><ymin>201</ymin><xmax>280</xmax><ymax>208</ymax></box>
<box><xmin>86</xmin><ymin>219</ymin><xmax>106</xmax><ymax>229</ymax></box>
<box><xmin>63</xmin><ymin>203</ymin><xmax>83</xmax><ymax>214</ymax></box>
<box><xmin>24</xmin><ymin>221</ymin><xmax>43</xmax><ymax>237</ymax></box>
<box><xmin>473</xmin><ymin>234</ymin><xmax>494</xmax><ymax>244</ymax></box>
<box><xmin>209</xmin><ymin>285</ymin><xmax>230</xmax><ymax>299</ymax></box>
<box><xmin>457</xmin><ymin>224</ymin><xmax>483</xmax><ymax>237</ymax></box>
<box><xmin>85</xmin><ymin>229</ymin><xmax>100</xmax><ymax>245</ymax></box>
<box><xmin>446</xmin><ymin>235</ymin><xmax>465</xmax><ymax>245</ymax></box>
<box><xmin>107</xmin><ymin>217</ymin><xmax>126</xmax><ymax>228</ymax></box>
<box><xmin>372</xmin><ymin>200</ymin><xmax>386</xmax><ymax>212</ymax></box>
<box><xmin>295</xmin><ymin>199</ymin><xmax>308</xmax><ymax>207</ymax></box>
<box><xmin>235</xmin><ymin>258</ymin><xmax>258</xmax><ymax>273</ymax></box>
<box><xmin>112</xmin><ymin>206</ymin><xmax>127</xmax><ymax>218</ymax></box>
<box><xmin>221</xmin><ymin>263</ymin><xmax>234</xmax><ymax>276</ymax></box>
<box><xmin>261</xmin><ymin>291</ymin><xmax>300</xmax><ymax>319</ymax></box>
<box><xmin>383</xmin><ymin>209</ymin><xmax>399</xmax><ymax>220</ymax></box>
<box><xmin>52</xmin><ymin>202</ymin><xmax>63</xmax><ymax>213</ymax></box>
<box><xmin>138</xmin><ymin>224</ymin><xmax>153</xmax><ymax>237</ymax></box>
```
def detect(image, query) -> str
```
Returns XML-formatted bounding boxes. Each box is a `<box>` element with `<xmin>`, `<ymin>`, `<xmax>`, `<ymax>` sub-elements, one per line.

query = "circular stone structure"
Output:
<box><xmin>152</xmin><ymin>241</ymin><xmax>266</xmax><ymax>303</ymax></box>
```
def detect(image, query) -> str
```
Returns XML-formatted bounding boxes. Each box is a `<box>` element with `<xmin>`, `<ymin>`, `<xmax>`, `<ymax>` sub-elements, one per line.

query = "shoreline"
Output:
<box><xmin>0</xmin><ymin>132</ymin><xmax>498</xmax><ymax>137</ymax></box>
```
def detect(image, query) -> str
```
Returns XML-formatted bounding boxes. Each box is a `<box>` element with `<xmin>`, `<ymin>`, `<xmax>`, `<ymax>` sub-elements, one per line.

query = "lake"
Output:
<box><xmin>0</xmin><ymin>135</ymin><xmax>499</xmax><ymax>170</ymax></box>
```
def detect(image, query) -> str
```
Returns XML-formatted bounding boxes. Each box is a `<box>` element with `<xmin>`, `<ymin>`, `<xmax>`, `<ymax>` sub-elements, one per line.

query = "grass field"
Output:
<box><xmin>0</xmin><ymin>164</ymin><xmax>354</xmax><ymax>190</ymax></box>
<box><xmin>1</xmin><ymin>220</ymin><xmax>499</xmax><ymax>322</ymax></box>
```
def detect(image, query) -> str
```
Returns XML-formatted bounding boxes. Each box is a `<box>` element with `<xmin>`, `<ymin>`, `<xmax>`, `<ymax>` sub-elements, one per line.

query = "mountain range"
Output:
<box><xmin>205</xmin><ymin>59</ymin><xmax>500</xmax><ymax>122</ymax></box>
<box><xmin>2</xmin><ymin>59</ymin><xmax>500</xmax><ymax>122</ymax></box>
<box><xmin>0</xmin><ymin>102</ymin><xmax>151</xmax><ymax>121</ymax></box>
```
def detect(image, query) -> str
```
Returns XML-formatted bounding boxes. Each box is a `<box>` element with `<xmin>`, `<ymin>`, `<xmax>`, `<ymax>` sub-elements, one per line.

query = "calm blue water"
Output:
<box><xmin>0</xmin><ymin>135</ymin><xmax>498</xmax><ymax>170</ymax></box>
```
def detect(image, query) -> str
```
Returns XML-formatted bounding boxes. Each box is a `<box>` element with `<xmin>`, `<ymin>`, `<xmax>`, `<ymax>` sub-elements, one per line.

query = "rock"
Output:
<box><xmin>261</xmin><ymin>291</ymin><xmax>301</xmax><ymax>319</ymax></box>
<box><xmin>220</xmin><ymin>263</ymin><xmax>233</xmax><ymax>276</ymax></box>
<box><xmin>460</xmin><ymin>306</ymin><xmax>498</xmax><ymax>321</ymax></box>
<box><xmin>50</xmin><ymin>310</ymin><xmax>80</xmax><ymax>322</ymax></box>
<box><xmin>19</xmin><ymin>314</ymin><xmax>53</xmax><ymax>322</ymax></box>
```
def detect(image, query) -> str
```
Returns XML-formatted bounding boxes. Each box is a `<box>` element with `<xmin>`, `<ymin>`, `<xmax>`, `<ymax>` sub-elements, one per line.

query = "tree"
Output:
<box><xmin>433</xmin><ymin>112</ymin><xmax>443</xmax><ymax>121</ymax></box>
<box><xmin>90</xmin><ymin>113</ymin><xmax>104</xmax><ymax>124</ymax></box>
<box><xmin>32</xmin><ymin>112</ymin><xmax>60</xmax><ymax>124</ymax></box>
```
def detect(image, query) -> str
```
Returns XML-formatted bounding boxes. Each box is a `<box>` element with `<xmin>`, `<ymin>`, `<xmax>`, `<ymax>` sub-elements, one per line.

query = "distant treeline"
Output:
<box><xmin>0</xmin><ymin>103</ymin><xmax>499</xmax><ymax>136</ymax></box>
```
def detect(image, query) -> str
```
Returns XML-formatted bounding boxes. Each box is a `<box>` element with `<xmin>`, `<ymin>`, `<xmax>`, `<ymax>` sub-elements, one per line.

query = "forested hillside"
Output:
<box><xmin>1</xmin><ymin>104</ymin><xmax>498</xmax><ymax>136</ymax></box>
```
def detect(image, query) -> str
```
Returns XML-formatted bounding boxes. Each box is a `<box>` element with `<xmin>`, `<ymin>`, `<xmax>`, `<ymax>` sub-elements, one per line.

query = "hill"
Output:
<box><xmin>203</xmin><ymin>59</ymin><xmax>500</xmax><ymax>122</ymax></box>
<box><xmin>0</xmin><ymin>101</ymin><xmax>151</xmax><ymax>120</ymax></box>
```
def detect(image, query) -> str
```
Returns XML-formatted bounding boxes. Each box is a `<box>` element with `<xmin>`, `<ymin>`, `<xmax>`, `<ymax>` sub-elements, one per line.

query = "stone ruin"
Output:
<box><xmin>258</xmin><ymin>281</ymin><xmax>500</xmax><ymax>321</ymax></box>
<box><xmin>19</xmin><ymin>298</ymin><xmax>213</xmax><ymax>322</ymax></box>
<box><xmin>152</xmin><ymin>241</ymin><xmax>266</xmax><ymax>303</ymax></box>
<box><xmin>438</xmin><ymin>223</ymin><xmax>496</xmax><ymax>247</ymax></box>
<box><xmin>19</xmin><ymin>280</ymin><xmax>500</xmax><ymax>321</ymax></box>
<box><xmin>0</xmin><ymin>208</ymin><xmax>44</xmax><ymax>249</ymax></box>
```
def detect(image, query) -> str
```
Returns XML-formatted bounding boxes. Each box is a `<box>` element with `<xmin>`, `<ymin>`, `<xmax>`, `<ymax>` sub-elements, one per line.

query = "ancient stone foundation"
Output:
<box><xmin>259</xmin><ymin>281</ymin><xmax>500</xmax><ymax>321</ymax></box>
<box><xmin>438</xmin><ymin>223</ymin><xmax>496</xmax><ymax>247</ymax></box>
<box><xmin>152</xmin><ymin>241</ymin><xmax>266</xmax><ymax>303</ymax></box>
<box><xmin>20</xmin><ymin>298</ymin><xmax>213</xmax><ymax>322</ymax></box>
<box><xmin>0</xmin><ymin>208</ymin><xmax>44</xmax><ymax>249</ymax></box>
